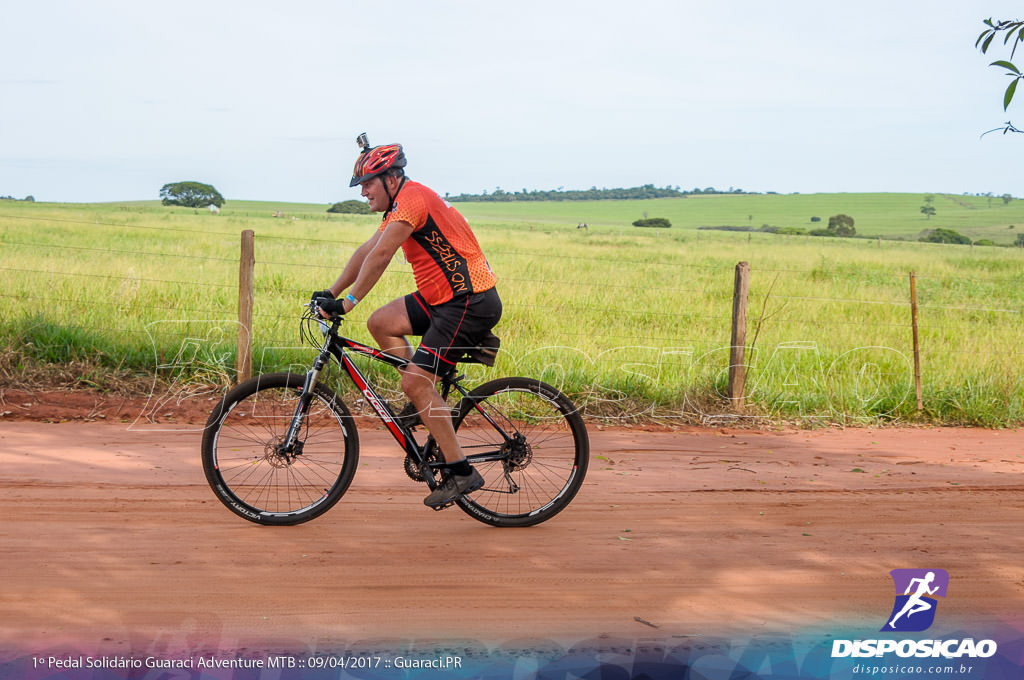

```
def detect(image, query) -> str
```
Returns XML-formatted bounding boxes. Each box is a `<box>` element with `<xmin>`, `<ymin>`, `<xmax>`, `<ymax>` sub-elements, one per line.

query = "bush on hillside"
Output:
<box><xmin>772</xmin><ymin>226</ymin><xmax>807</xmax><ymax>235</ymax></box>
<box><xmin>327</xmin><ymin>200</ymin><xmax>372</xmax><ymax>214</ymax></box>
<box><xmin>632</xmin><ymin>217</ymin><xmax>671</xmax><ymax>228</ymax></box>
<box><xmin>920</xmin><ymin>228</ymin><xmax>971</xmax><ymax>245</ymax></box>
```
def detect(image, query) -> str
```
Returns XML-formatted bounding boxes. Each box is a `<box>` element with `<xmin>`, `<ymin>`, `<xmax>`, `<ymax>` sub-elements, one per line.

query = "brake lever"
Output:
<box><xmin>309</xmin><ymin>299</ymin><xmax>341</xmax><ymax>335</ymax></box>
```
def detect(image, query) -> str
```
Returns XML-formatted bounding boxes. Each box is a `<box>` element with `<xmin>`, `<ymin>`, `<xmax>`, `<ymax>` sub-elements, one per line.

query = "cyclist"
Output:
<box><xmin>314</xmin><ymin>136</ymin><xmax>501</xmax><ymax>509</ymax></box>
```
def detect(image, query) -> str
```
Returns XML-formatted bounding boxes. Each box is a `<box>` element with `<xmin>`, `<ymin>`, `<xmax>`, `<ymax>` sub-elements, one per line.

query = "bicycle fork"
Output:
<box><xmin>280</xmin><ymin>351</ymin><xmax>328</xmax><ymax>456</ymax></box>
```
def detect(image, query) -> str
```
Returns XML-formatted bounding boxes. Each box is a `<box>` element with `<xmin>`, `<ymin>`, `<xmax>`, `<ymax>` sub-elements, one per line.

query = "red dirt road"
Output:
<box><xmin>2</xmin><ymin>410</ymin><xmax>1024</xmax><ymax>654</ymax></box>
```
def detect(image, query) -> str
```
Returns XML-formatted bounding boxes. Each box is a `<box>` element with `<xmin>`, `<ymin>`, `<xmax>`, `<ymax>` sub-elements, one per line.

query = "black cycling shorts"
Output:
<box><xmin>404</xmin><ymin>287</ymin><xmax>502</xmax><ymax>375</ymax></box>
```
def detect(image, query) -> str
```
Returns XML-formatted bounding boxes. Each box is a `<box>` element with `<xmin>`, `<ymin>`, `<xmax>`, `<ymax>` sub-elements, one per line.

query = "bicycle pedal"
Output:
<box><xmin>429</xmin><ymin>499</ymin><xmax>458</xmax><ymax>511</ymax></box>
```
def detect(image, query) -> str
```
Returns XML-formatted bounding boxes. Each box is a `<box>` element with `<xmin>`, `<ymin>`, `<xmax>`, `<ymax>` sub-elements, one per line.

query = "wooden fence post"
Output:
<box><xmin>237</xmin><ymin>230</ymin><xmax>254</xmax><ymax>383</ymax></box>
<box><xmin>729</xmin><ymin>261</ymin><xmax>751</xmax><ymax>409</ymax></box>
<box><xmin>909</xmin><ymin>271</ymin><xmax>923</xmax><ymax>411</ymax></box>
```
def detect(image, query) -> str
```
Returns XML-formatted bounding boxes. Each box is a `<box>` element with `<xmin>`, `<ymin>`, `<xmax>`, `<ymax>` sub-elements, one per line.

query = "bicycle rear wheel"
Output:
<box><xmin>201</xmin><ymin>372</ymin><xmax>359</xmax><ymax>525</ymax></box>
<box><xmin>451</xmin><ymin>376</ymin><xmax>589</xmax><ymax>527</ymax></box>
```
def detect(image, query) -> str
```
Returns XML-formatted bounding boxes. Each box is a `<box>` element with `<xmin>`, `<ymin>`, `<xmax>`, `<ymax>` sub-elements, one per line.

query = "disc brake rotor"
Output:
<box><xmin>505</xmin><ymin>434</ymin><xmax>533</xmax><ymax>471</ymax></box>
<box><xmin>265</xmin><ymin>437</ymin><xmax>301</xmax><ymax>468</ymax></box>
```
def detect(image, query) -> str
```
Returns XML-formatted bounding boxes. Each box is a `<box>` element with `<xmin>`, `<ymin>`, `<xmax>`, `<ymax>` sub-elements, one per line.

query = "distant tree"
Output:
<box><xmin>1016</xmin><ymin>233</ymin><xmax>1024</xmax><ymax>247</ymax></box>
<box><xmin>160</xmin><ymin>181</ymin><xmax>225</xmax><ymax>208</ymax></box>
<box><xmin>447</xmin><ymin>184</ymin><xmax>699</xmax><ymax>203</ymax></box>
<box><xmin>920</xmin><ymin>228</ymin><xmax>971</xmax><ymax>245</ymax></box>
<box><xmin>327</xmin><ymin>199</ymin><xmax>372</xmax><ymax>214</ymax></box>
<box><xmin>827</xmin><ymin>214</ymin><xmax>856</xmax><ymax>237</ymax></box>
<box><xmin>1002</xmin><ymin>193</ymin><xmax>1014</xmax><ymax>205</ymax></box>
<box><xmin>920</xmin><ymin>205</ymin><xmax>936</xmax><ymax>219</ymax></box>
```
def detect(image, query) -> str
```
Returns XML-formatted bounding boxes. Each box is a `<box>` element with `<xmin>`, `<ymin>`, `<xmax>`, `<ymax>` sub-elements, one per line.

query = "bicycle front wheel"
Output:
<box><xmin>452</xmin><ymin>377</ymin><xmax>589</xmax><ymax>527</ymax></box>
<box><xmin>201</xmin><ymin>372</ymin><xmax>359</xmax><ymax>525</ymax></box>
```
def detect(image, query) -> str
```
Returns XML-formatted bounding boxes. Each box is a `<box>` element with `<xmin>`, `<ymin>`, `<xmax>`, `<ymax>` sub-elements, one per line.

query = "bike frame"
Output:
<box><xmin>282</xmin><ymin>315</ymin><xmax>512</xmax><ymax>489</ymax></box>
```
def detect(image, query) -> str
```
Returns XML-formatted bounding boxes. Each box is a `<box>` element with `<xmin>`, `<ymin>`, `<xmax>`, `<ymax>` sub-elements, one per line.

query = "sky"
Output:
<box><xmin>1</xmin><ymin>0</ymin><xmax>1022</xmax><ymax>203</ymax></box>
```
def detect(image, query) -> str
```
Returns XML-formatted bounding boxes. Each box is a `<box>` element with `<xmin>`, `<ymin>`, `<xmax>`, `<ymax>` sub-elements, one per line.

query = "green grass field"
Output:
<box><xmin>1</xmin><ymin>193</ymin><xmax>1022</xmax><ymax>426</ymax></box>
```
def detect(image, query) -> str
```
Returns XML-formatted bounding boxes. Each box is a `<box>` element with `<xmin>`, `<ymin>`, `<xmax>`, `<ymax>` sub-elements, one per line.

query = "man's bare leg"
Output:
<box><xmin>400</xmin><ymin>364</ymin><xmax>465</xmax><ymax>463</ymax></box>
<box><xmin>367</xmin><ymin>297</ymin><xmax>463</xmax><ymax>459</ymax></box>
<box><xmin>366</xmin><ymin>296</ymin><xmax>481</xmax><ymax>507</ymax></box>
<box><xmin>366</xmin><ymin>297</ymin><xmax>414</xmax><ymax>360</ymax></box>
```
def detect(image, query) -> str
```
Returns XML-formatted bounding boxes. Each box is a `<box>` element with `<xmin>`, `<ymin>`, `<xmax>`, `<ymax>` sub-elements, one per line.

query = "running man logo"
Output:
<box><xmin>881</xmin><ymin>569</ymin><xmax>950</xmax><ymax>632</ymax></box>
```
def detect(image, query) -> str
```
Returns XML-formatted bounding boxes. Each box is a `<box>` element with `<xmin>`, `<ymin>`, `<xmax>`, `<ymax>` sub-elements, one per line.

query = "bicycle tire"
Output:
<box><xmin>451</xmin><ymin>376</ymin><xmax>589</xmax><ymax>527</ymax></box>
<box><xmin>201</xmin><ymin>372</ymin><xmax>359</xmax><ymax>525</ymax></box>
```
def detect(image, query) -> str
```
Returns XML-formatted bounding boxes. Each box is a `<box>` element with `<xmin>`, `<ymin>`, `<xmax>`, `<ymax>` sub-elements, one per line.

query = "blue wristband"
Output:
<box><xmin>345</xmin><ymin>293</ymin><xmax>360</xmax><ymax>306</ymax></box>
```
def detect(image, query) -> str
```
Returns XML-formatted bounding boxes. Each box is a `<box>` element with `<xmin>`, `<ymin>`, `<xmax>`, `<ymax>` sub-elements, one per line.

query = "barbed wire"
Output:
<box><xmin>4</xmin><ymin>239</ymin><xmax>1022</xmax><ymax>317</ymax></box>
<box><xmin>0</xmin><ymin>210</ymin><xmax>359</xmax><ymax>233</ymax></box>
<box><xmin>0</xmin><ymin>212</ymin><xmax>240</xmax><ymax>237</ymax></box>
<box><xmin>0</xmin><ymin>251</ymin><xmax>717</xmax><ymax>300</ymax></box>
<box><xmin>4</xmin><ymin>299</ymin><xmax>1020</xmax><ymax>361</ymax></box>
<box><xmin>0</xmin><ymin>266</ymin><xmax>236</xmax><ymax>289</ymax></box>
<box><xmin>0</xmin><ymin>291</ymin><xmax>226</xmax><ymax>317</ymax></box>
<box><xmin>1</xmin><ymin>239</ymin><xmax>238</xmax><ymax>263</ymax></box>
<box><xmin>254</xmin><ymin>259</ymin><xmax>719</xmax><ymax>296</ymax></box>
<box><xmin>4</xmin><ymin>288</ymin><xmax>1010</xmax><ymax>349</ymax></box>
<box><xmin>759</xmin><ymin>292</ymin><xmax>1024</xmax><ymax>315</ymax></box>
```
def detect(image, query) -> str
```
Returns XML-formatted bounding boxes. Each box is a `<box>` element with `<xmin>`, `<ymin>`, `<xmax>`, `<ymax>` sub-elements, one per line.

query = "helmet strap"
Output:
<box><xmin>382</xmin><ymin>175</ymin><xmax>407</xmax><ymax>214</ymax></box>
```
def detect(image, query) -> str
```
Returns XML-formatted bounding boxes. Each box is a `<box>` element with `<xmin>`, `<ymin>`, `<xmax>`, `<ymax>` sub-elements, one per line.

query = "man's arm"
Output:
<box><xmin>327</xmin><ymin>229</ymin><xmax>384</xmax><ymax>297</ymax></box>
<box><xmin>346</xmin><ymin>220</ymin><xmax>414</xmax><ymax>304</ymax></box>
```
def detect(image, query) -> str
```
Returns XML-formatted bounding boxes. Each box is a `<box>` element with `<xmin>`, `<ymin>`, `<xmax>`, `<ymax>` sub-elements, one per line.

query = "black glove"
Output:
<box><xmin>318</xmin><ymin>297</ymin><xmax>348</xmax><ymax>316</ymax></box>
<box><xmin>311</xmin><ymin>289</ymin><xmax>335</xmax><ymax>302</ymax></box>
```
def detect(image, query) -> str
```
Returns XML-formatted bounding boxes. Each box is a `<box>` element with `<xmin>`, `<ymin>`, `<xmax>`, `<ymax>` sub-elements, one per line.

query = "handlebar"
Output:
<box><xmin>309</xmin><ymin>298</ymin><xmax>344</xmax><ymax>328</ymax></box>
<box><xmin>313</xmin><ymin>296</ymin><xmax>347</xmax><ymax>317</ymax></box>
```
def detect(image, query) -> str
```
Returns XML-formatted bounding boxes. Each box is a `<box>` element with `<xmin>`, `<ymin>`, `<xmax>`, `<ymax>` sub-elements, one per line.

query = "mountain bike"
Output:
<box><xmin>200</xmin><ymin>301</ymin><xmax>589</xmax><ymax>527</ymax></box>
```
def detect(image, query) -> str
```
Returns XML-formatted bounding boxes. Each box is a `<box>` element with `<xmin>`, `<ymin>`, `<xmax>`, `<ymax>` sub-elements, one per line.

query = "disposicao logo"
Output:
<box><xmin>831</xmin><ymin>568</ymin><xmax>998</xmax><ymax>660</ymax></box>
<box><xmin>881</xmin><ymin>568</ymin><xmax>949</xmax><ymax>632</ymax></box>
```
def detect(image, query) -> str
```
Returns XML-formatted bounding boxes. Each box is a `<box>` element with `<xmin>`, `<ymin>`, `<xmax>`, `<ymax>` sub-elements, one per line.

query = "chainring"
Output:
<box><xmin>403</xmin><ymin>449</ymin><xmax>444</xmax><ymax>482</ymax></box>
<box><xmin>403</xmin><ymin>455</ymin><xmax>426</xmax><ymax>481</ymax></box>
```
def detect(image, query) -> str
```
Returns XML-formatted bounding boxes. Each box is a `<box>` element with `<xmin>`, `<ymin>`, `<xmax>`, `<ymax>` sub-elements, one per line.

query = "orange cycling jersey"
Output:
<box><xmin>379</xmin><ymin>181</ymin><xmax>497</xmax><ymax>305</ymax></box>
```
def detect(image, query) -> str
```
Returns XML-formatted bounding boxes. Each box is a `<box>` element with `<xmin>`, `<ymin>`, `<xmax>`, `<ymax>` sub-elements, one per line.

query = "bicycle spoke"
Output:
<box><xmin>452</xmin><ymin>379</ymin><xmax>588</xmax><ymax>526</ymax></box>
<box><xmin>202</xmin><ymin>374</ymin><xmax>358</xmax><ymax>524</ymax></box>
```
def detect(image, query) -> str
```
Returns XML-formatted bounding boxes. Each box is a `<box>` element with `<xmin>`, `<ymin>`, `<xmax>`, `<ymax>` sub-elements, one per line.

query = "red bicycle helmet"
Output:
<box><xmin>350</xmin><ymin>141</ymin><xmax>406</xmax><ymax>187</ymax></box>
